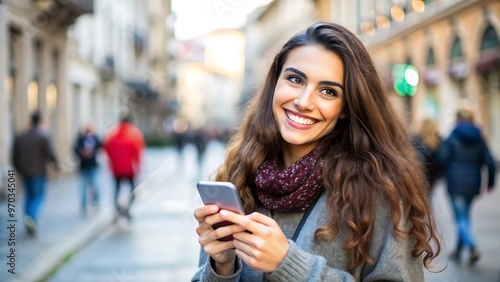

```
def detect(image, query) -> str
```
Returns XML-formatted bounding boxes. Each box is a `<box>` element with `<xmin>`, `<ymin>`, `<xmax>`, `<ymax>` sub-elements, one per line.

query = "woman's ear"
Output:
<box><xmin>339</xmin><ymin>102</ymin><xmax>348</xmax><ymax>119</ymax></box>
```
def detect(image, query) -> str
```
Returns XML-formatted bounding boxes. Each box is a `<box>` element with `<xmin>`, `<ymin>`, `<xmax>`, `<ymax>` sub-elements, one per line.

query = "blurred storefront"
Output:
<box><xmin>359</xmin><ymin>0</ymin><xmax>500</xmax><ymax>161</ymax></box>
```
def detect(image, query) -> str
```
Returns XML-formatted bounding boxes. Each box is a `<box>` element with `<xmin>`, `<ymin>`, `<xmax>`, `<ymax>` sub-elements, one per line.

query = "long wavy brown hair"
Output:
<box><xmin>216</xmin><ymin>22</ymin><xmax>441</xmax><ymax>272</ymax></box>
<box><xmin>416</xmin><ymin>118</ymin><xmax>441</xmax><ymax>150</ymax></box>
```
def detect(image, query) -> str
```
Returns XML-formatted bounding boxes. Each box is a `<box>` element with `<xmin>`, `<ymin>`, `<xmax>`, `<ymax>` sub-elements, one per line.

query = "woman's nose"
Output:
<box><xmin>294</xmin><ymin>88</ymin><xmax>315</xmax><ymax>111</ymax></box>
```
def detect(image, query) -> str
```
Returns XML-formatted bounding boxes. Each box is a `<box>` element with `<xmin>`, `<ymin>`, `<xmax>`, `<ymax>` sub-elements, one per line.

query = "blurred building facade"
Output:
<box><xmin>243</xmin><ymin>0</ymin><xmax>319</xmax><ymax>101</ymax></box>
<box><xmin>68</xmin><ymin>0</ymin><xmax>172</xmax><ymax>140</ymax></box>
<box><xmin>0</xmin><ymin>0</ymin><xmax>94</xmax><ymax>185</ymax></box>
<box><xmin>170</xmin><ymin>29</ymin><xmax>245</xmax><ymax>134</ymax></box>
<box><xmin>359</xmin><ymin>0</ymin><xmax>500</xmax><ymax>160</ymax></box>
<box><xmin>244</xmin><ymin>0</ymin><xmax>500</xmax><ymax>160</ymax></box>
<box><xmin>0</xmin><ymin>0</ymin><xmax>172</xmax><ymax>190</ymax></box>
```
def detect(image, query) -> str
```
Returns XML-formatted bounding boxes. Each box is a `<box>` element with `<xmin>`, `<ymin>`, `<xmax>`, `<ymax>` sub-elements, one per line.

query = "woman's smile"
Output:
<box><xmin>285</xmin><ymin>109</ymin><xmax>318</xmax><ymax>126</ymax></box>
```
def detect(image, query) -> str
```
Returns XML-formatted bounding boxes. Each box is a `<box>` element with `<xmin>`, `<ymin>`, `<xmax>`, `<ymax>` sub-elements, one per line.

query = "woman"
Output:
<box><xmin>193</xmin><ymin>22</ymin><xmax>441</xmax><ymax>281</ymax></box>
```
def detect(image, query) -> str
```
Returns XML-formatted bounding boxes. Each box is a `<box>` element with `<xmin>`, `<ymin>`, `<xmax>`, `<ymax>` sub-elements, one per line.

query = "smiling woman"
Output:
<box><xmin>272</xmin><ymin>45</ymin><xmax>347</xmax><ymax>164</ymax></box>
<box><xmin>192</xmin><ymin>22</ymin><xmax>441</xmax><ymax>282</ymax></box>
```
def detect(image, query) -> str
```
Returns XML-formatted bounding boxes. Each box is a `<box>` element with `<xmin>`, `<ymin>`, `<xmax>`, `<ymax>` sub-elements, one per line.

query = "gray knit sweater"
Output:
<box><xmin>191</xmin><ymin>194</ymin><xmax>424</xmax><ymax>281</ymax></box>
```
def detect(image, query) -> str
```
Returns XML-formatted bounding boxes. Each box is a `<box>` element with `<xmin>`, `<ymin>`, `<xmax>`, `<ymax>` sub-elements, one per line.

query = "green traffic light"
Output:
<box><xmin>392</xmin><ymin>64</ymin><xmax>419</xmax><ymax>96</ymax></box>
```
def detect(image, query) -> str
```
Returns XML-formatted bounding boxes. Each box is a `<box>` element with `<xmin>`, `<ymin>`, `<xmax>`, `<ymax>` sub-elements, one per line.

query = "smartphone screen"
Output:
<box><xmin>196</xmin><ymin>181</ymin><xmax>244</xmax><ymax>214</ymax></box>
<box><xmin>197</xmin><ymin>181</ymin><xmax>245</xmax><ymax>241</ymax></box>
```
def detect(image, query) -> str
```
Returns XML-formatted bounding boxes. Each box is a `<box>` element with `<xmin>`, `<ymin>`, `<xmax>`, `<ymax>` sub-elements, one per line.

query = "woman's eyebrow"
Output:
<box><xmin>284</xmin><ymin>67</ymin><xmax>307</xmax><ymax>79</ymax></box>
<box><xmin>319</xmin><ymin>80</ymin><xmax>344</xmax><ymax>90</ymax></box>
<box><xmin>284</xmin><ymin>67</ymin><xmax>344</xmax><ymax>90</ymax></box>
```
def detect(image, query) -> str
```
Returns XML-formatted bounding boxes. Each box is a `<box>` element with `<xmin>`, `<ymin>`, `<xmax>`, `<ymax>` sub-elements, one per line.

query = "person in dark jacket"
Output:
<box><xmin>437</xmin><ymin>108</ymin><xmax>496</xmax><ymax>266</ymax></box>
<box><xmin>12</xmin><ymin>112</ymin><xmax>59</xmax><ymax>236</ymax></box>
<box><xmin>74</xmin><ymin>124</ymin><xmax>102</xmax><ymax>215</ymax></box>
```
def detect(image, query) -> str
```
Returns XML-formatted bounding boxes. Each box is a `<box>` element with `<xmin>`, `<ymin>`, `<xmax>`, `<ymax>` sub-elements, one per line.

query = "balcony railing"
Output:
<box><xmin>33</xmin><ymin>0</ymin><xmax>93</xmax><ymax>27</ymax></box>
<box><xmin>65</xmin><ymin>0</ymin><xmax>94</xmax><ymax>14</ymax></box>
<box><xmin>362</xmin><ymin>0</ymin><xmax>482</xmax><ymax>49</ymax></box>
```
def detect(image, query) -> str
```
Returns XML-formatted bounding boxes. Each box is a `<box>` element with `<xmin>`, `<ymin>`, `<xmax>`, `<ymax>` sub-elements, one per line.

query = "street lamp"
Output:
<box><xmin>376</xmin><ymin>15</ymin><xmax>391</xmax><ymax>30</ymax></box>
<box><xmin>360</xmin><ymin>21</ymin><xmax>376</xmax><ymax>37</ymax></box>
<box><xmin>412</xmin><ymin>0</ymin><xmax>426</xmax><ymax>13</ymax></box>
<box><xmin>391</xmin><ymin>6</ymin><xmax>405</xmax><ymax>22</ymax></box>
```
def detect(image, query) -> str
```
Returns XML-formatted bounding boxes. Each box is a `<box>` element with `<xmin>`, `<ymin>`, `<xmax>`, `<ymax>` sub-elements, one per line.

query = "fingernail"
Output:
<box><xmin>210</xmin><ymin>206</ymin><xmax>218</xmax><ymax>212</ymax></box>
<box><xmin>220</xmin><ymin>210</ymin><xmax>228</xmax><ymax>217</ymax></box>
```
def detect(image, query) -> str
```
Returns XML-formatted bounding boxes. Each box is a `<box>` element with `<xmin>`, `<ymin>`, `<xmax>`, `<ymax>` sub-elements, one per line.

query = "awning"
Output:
<box><xmin>125</xmin><ymin>81</ymin><xmax>159</xmax><ymax>101</ymax></box>
<box><xmin>476</xmin><ymin>49</ymin><xmax>500</xmax><ymax>74</ymax></box>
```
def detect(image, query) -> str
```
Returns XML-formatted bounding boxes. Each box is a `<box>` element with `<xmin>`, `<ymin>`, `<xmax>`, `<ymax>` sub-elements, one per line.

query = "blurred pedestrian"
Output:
<box><xmin>437</xmin><ymin>108</ymin><xmax>496</xmax><ymax>266</ymax></box>
<box><xmin>193</xmin><ymin>128</ymin><xmax>208</xmax><ymax>168</ymax></box>
<box><xmin>11</xmin><ymin>112</ymin><xmax>59</xmax><ymax>236</ymax></box>
<box><xmin>73</xmin><ymin>124</ymin><xmax>102</xmax><ymax>215</ymax></box>
<box><xmin>172</xmin><ymin>117</ymin><xmax>189</xmax><ymax>160</ymax></box>
<box><xmin>192</xmin><ymin>22</ymin><xmax>441</xmax><ymax>281</ymax></box>
<box><xmin>103</xmin><ymin>114</ymin><xmax>145</xmax><ymax>221</ymax></box>
<box><xmin>173</xmin><ymin>131</ymin><xmax>186</xmax><ymax>155</ymax></box>
<box><xmin>413</xmin><ymin>118</ymin><xmax>442</xmax><ymax>196</ymax></box>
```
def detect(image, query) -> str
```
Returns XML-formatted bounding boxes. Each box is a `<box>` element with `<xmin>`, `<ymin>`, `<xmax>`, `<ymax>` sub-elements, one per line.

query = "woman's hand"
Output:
<box><xmin>220</xmin><ymin>210</ymin><xmax>289</xmax><ymax>273</ymax></box>
<box><xmin>194</xmin><ymin>205</ymin><xmax>245</xmax><ymax>275</ymax></box>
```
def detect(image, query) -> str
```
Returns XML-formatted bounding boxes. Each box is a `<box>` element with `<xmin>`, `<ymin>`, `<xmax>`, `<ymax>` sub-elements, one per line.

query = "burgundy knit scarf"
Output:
<box><xmin>255</xmin><ymin>148</ymin><xmax>324</xmax><ymax>212</ymax></box>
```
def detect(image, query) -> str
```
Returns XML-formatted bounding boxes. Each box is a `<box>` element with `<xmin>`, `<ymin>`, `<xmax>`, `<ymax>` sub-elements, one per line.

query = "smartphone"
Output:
<box><xmin>196</xmin><ymin>181</ymin><xmax>245</xmax><ymax>241</ymax></box>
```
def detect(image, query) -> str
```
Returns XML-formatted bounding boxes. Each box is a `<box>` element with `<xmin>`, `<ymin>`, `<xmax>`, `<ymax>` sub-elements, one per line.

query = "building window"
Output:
<box><xmin>476</xmin><ymin>25</ymin><xmax>500</xmax><ymax>74</ymax></box>
<box><xmin>426</xmin><ymin>47</ymin><xmax>436</xmax><ymax>65</ymax></box>
<box><xmin>450</xmin><ymin>36</ymin><xmax>463</xmax><ymax>59</ymax></box>
<box><xmin>480</xmin><ymin>25</ymin><xmax>500</xmax><ymax>51</ymax></box>
<box><xmin>424</xmin><ymin>46</ymin><xmax>440</xmax><ymax>86</ymax></box>
<box><xmin>449</xmin><ymin>36</ymin><xmax>468</xmax><ymax>80</ymax></box>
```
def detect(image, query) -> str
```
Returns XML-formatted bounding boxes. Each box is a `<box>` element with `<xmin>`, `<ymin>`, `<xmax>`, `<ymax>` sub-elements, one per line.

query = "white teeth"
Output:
<box><xmin>286</xmin><ymin>111</ymin><xmax>315</xmax><ymax>125</ymax></box>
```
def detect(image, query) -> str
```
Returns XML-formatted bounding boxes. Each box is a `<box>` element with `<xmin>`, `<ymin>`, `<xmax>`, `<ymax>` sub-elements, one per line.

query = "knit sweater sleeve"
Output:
<box><xmin>265</xmin><ymin>197</ymin><xmax>423</xmax><ymax>282</ymax></box>
<box><xmin>191</xmin><ymin>196</ymin><xmax>424</xmax><ymax>282</ymax></box>
<box><xmin>266</xmin><ymin>241</ymin><xmax>356</xmax><ymax>281</ymax></box>
<box><xmin>191</xmin><ymin>247</ymin><xmax>242</xmax><ymax>282</ymax></box>
<box><xmin>266</xmin><ymin>231</ymin><xmax>422</xmax><ymax>282</ymax></box>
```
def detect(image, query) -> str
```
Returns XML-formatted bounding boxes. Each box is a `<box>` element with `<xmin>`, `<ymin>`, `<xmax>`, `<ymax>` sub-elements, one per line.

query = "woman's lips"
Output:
<box><xmin>285</xmin><ymin>110</ymin><xmax>317</xmax><ymax>125</ymax></box>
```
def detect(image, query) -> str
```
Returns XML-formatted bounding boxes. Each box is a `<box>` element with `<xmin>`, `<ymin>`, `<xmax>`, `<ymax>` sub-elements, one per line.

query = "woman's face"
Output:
<box><xmin>273</xmin><ymin>45</ymin><xmax>346</xmax><ymax>161</ymax></box>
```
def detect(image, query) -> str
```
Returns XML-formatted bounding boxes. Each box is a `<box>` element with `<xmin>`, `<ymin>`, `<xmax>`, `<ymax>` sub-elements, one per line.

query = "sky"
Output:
<box><xmin>171</xmin><ymin>0</ymin><xmax>272</xmax><ymax>40</ymax></box>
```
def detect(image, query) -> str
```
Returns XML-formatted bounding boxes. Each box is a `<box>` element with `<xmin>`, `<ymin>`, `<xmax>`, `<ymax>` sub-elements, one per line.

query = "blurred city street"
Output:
<box><xmin>47</xmin><ymin>141</ymin><xmax>226</xmax><ymax>282</ymax></box>
<box><xmin>425</xmin><ymin>179</ymin><xmax>500</xmax><ymax>282</ymax></box>
<box><xmin>1</xmin><ymin>0</ymin><xmax>499</xmax><ymax>282</ymax></box>
<box><xmin>1</xmin><ymin>139</ymin><xmax>499</xmax><ymax>281</ymax></box>
<box><xmin>0</xmin><ymin>141</ymin><xmax>226</xmax><ymax>282</ymax></box>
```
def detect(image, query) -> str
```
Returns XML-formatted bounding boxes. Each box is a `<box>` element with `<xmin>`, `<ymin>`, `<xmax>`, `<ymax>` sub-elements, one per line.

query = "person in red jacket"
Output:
<box><xmin>103</xmin><ymin>114</ymin><xmax>145</xmax><ymax>220</ymax></box>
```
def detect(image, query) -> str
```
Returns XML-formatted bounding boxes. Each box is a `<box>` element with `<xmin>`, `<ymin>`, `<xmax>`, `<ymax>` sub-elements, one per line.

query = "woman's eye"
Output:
<box><xmin>286</xmin><ymin>75</ymin><xmax>302</xmax><ymax>84</ymax></box>
<box><xmin>321</xmin><ymin>88</ymin><xmax>338</xmax><ymax>97</ymax></box>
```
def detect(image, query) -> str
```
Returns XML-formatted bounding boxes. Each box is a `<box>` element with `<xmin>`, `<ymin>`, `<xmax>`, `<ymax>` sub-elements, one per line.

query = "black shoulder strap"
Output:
<box><xmin>291</xmin><ymin>195</ymin><xmax>321</xmax><ymax>242</ymax></box>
